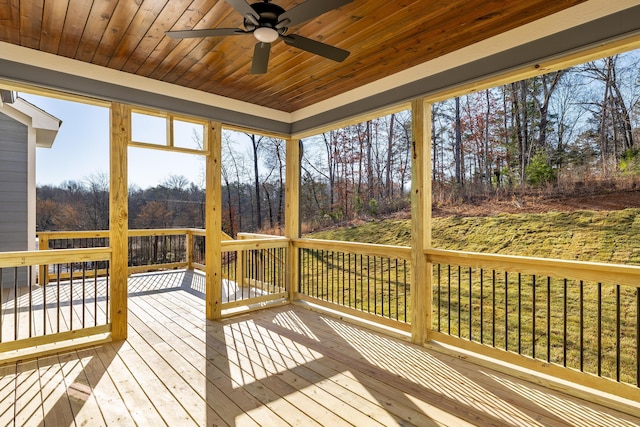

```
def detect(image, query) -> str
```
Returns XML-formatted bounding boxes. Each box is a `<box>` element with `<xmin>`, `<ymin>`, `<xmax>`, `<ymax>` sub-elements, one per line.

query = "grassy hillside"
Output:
<box><xmin>306</xmin><ymin>208</ymin><xmax>640</xmax><ymax>265</ymax></box>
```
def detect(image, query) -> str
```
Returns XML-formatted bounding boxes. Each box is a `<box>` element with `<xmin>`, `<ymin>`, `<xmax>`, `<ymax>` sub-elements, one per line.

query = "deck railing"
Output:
<box><xmin>220</xmin><ymin>235</ymin><xmax>288</xmax><ymax>308</ymax></box>
<box><xmin>38</xmin><ymin>229</ymin><xmax>195</xmax><ymax>282</ymax></box>
<box><xmin>294</xmin><ymin>239</ymin><xmax>412</xmax><ymax>329</ymax></box>
<box><xmin>31</xmin><ymin>229</ymin><xmax>640</xmax><ymax>401</ymax></box>
<box><xmin>38</xmin><ymin>229</ymin><xmax>287</xmax><ymax>308</ymax></box>
<box><xmin>0</xmin><ymin>248</ymin><xmax>111</xmax><ymax>357</ymax></box>
<box><xmin>427</xmin><ymin>248</ymin><xmax>640</xmax><ymax>398</ymax></box>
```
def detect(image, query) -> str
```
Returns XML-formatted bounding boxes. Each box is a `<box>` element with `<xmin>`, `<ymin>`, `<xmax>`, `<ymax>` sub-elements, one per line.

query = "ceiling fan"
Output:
<box><xmin>165</xmin><ymin>0</ymin><xmax>352</xmax><ymax>74</ymax></box>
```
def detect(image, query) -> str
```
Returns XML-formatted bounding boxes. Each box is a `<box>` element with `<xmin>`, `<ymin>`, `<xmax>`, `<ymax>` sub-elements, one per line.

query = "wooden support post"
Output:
<box><xmin>285</xmin><ymin>138</ymin><xmax>301</xmax><ymax>302</ymax></box>
<box><xmin>109</xmin><ymin>102</ymin><xmax>130</xmax><ymax>340</ymax></box>
<box><xmin>205</xmin><ymin>121</ymin><xmax>223</xmax><ymax>320</ymax></box>
<box><xmin>410</xmin><ymin>98</ymin><xmax>432</xmax><ymax>345</ymax></box>
<box><xmin>185</xmin><ymin>230</ymin><xmax>193</xmax><ymax>270</ymax></box>
<box><xmin>38</xmin><ymin>234</ymin><xmax>48</xmax><ymax>285</ymax></box>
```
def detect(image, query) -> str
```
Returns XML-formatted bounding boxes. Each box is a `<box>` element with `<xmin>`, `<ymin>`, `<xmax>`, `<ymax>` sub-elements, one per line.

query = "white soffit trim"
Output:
<box><xmin>0</xmin><ymin>41</ymin><xmax>292</xmax><ymax>124</ymax></box>
<box><xmin>291</xmin><ymin>0</ymin><xmax>640</xmax><ymax>122</ymax></box>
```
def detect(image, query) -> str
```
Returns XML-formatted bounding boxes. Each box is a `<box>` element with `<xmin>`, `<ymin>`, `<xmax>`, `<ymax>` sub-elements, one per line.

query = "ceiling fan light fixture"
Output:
<box><xmin>254</xmin><ymin>27</ymin><xmax>279</xmax><ymax>43</ymax></box>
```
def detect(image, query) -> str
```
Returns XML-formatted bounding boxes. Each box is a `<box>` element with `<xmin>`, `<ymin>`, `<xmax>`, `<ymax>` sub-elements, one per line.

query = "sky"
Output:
<box><xmin>23</xmin><ymin>93</ymin><xmax>207</xmax><ymax>189</ymax></box>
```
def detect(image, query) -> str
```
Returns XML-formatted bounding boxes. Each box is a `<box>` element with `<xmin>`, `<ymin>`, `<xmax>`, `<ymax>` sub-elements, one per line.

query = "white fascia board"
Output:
<box><xmin>291</xmin><ymin>0</ymin><xmax>640</xmax><ymax>122</ymax></box>
<box><xmin>8</xmin><ymin>98</ymin><xmax>61</xmax><ymax>148</ymax></box>
<box><xmin>0</xmin><ymin>42</ymin><xmax>292</xmax><ymax>124</ymax></box>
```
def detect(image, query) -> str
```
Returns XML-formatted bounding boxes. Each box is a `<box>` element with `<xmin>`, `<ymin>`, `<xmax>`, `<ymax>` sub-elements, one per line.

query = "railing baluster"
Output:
<box><xmin>518</xmin><ymin>273</ymin><xmax>522</xmax><ymax>355</ymax></box>
<box><xmin>403</xmin><ymin>260</ymin><xmax>407</xmax><ymax>323</ymax></box>
<box><xmin>505</xmin><ymin>271</ymin><xmax>508</xmax><ymax>351</ymax></box>
<box><xmin>70</xmin><ymin>264</ymin><xmax>74</xmax><ymax>331</ymax></box>
<box><xmin>616</xmin><ymin>284</ymin><xmax>620</xmax><ymax>382</ymax></box>
<box><xmin>546</xmin><ymin>276</ymin><xmax>551</xmax><ymax>363</ymax></box>
<box><xmin>29</xmin><ymin>266</ymin><xmax>33</xmax><ymax>338</ymax></box>
<box><xmin>469</xmin><ymin>267</ymin><xmax>472</xmax><ymax>341</ymax></box>
<box><xmin>373</xmin><ymin>257</ymin><xmax>377</xmax><ymax>315</ymax></box>
<box><xmin>580</xmin><ymin>280</ymin><xmax>584</xmax><ymax>372</ymax></box>
<box><xmin>14</xmin><ymin>267</ymin><xmax>18</xmax><ymax>340</ymax></box>
<box><xmin>492</xmin><ymin>269</ymin><xmax>496</xmax><ymax>347</ymax></box>
<box><xmin>56</xmin><ymin>265</ymin><xmax>61</xmax><ymax>333</ymax></box>
<box><xmin>437</xmin><ymin>264</ymin><xmax>441</xmax><ymax>332</ymax></box>
<box><xmin>597</xmin><ymin>282</ymin><xmax>602</xmax><ymax>377</ymax></box>
<box><xmin>388</xmin><ymin>258</ymin><xmax>392</xmax><ymax>319</ymax></box>
<box><xmin>82</xmin><ymin>263</ymin><xmax>86</xmax><ymax>329</ymax></box>
<box><xmin>532</xmin><ymin>275</ymin><xmax>536</xmax><ymax>359</ymax></box>
<box><xmin>106</xmin><ymin>264</ymin><xmax>110</xmax><ymax>323</ymax></box>
<box><xmin>395</xmin><ymin>259</ymin><xmax>399</xmax><ymax>322</ymax></box>
<box><xmin>43</xmin><ymin>269</ymin><xmax>47</xmax><ymax>335</ymax></box>
<box><xmin>447</xmin><ymin>265</ymin><xmax>451</xmax><ymax>335</ymax></box>
<box><xmin>360</xmin><ymin>254</ymin><xmax>364</xmax><ymax>311</ymax></box>
<box><xmin>480</xmin><ymin>268</ymin><xmax>484</xmax><ymax>344</ymax></box>
<box><xmin>563</xmin><ymin>278</ymin><xmax>567</xmax><ymax>367</ymax></box>
<box><xmin>457</xmin><ymin>265</ymin><xmax>461</xmax><ymax>337</ymax></box>
<box><xmin>94</xmin><ymin>263</ymin><xmax>98</xmax><ymax>327</ymax></box>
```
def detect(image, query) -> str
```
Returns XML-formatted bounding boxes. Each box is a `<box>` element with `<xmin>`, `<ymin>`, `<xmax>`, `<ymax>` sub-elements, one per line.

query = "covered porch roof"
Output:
<box><xmin>0</xmin><ymin>0</ymin><xmax>639</xmax><ymax>135</ymax></box>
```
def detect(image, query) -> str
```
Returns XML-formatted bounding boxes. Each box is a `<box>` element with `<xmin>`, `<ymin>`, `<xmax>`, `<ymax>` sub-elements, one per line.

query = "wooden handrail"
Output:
<box><xmin>293</xmin><ymin>238</ymin><xmax>411</xmax><ymax>260</ymax></box>
<box><xmin>222</xmin><ymin>238</ymin><xmax>289</xmax><ymax>252</ymax></box>
<box><xmin>427</xmin><ymin>248</ymin><xmax>640</xmax><ymax>288</ymax></box>
<box><xmin>0</xmin><ymin>247</ymin><xmax>111</xmax><ymax>268</ymax></box>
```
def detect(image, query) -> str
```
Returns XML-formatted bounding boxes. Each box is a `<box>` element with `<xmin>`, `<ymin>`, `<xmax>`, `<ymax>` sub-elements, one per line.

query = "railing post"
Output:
<box><xmin>285</xmin><ymin>138</ymin><xmax>301</xmax><ymax>302</ymax></box>
<box><xmin>410</xmin><ymin>98</ymin><xmax>432</xmax><ymax>345</ymax></box>
<box><xmin>205</xmin><ymin>121</ymin><xmax>223</xmax><ymax>320</ymax></box>
<box><xmin>110</xmin><ymin>102</ymin><xmax>130</xmax><ymax>340</ymax></box>
<box><xmin>186</xmin><ymin>229</ymin><xmax>193</xmax><ymax>270</ymax></box>
<box><xmin>236</xmin><ymin>234</ymin><xmax>245</xmax><ymax>287</ymax></box>
<box><xmin>38</xmin><ymin>233</ymin><xmax>49</xmax><ymax>285</ymax></box>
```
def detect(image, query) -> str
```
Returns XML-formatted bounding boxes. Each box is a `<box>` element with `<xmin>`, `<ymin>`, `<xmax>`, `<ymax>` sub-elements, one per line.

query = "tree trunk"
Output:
<box><xmin>454</xmin><ymin>97</ymin><xmax>463</xmax><ymax>185</ymax></box>
<box><xmin>386</xmin><ymin>114</ymin><xmax>395</xmax><ymax>198</ymax></box>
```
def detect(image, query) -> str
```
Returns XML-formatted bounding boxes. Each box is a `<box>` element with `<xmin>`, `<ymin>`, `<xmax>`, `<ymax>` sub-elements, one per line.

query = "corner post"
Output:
<box><xmin>186</xmin><ymin>229</ymin><xmax>193</xmax><ymax>270</ymax></box>
<box><xmin>38</xmin><ymin>234</ymin><xmax>49</xmax><ymax>285</ymax></box>
<box><xmin>410</xmin><ymin>98</ymin><xmax>432</xmax><ymax>345</ymax></box>
<box><xmin>109</xmin><ymin>102</ymin><xmax>130</xmax><ymax>340</ymax></box>
<box><xmin>206</xmin><ymin>121</ymin><xmax>223</xmax><ymax>320</ymax></box>
<box><xmin>285</xmin><ymin>138</ymin><xmax>301</xmax><ymax>302</ymax></box>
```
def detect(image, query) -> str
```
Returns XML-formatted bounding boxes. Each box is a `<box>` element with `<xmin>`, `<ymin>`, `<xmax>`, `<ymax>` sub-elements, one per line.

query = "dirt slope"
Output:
<box><xmin>432</xmin><ymin>189</ymin><xmax>640</xmax><ymax>218</ymax></box>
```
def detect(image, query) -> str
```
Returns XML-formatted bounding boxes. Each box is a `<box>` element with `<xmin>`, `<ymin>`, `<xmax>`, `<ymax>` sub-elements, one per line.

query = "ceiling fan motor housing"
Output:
<box><xmin>245</xmin><ymin>1</ymin><xmax>288</xmax><ymax>35</ymax></box>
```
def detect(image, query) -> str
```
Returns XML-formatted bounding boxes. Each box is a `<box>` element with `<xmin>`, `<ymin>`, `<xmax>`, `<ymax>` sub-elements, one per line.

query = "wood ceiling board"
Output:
<box><xmin>57</xmin><ymin>0</ymin><xmax>93</xmax><ymax>59</ymax></box>
<box><xmin>0</xmin><ymin>0</ymin><xmax>20</xmax><ymax>45</ymax></box>
<box><xmin>39</xmin><ymin>0</ymin><xmax>67</xmax><ymax>53</ymax></box>
<box><xmin>119</xmin><ymin>0</ymin><xmax>194</xmax><ymax>74</ymax></box>
<box><xmin>73</xmin><ymin>1</ymin><xmax>119</xmax><ymax>63</ymax></box>
<box><xmin>106</xmin><ymin>1</ymin><xmax>169</xmax><ymax>70</ymax></box>
<box><xmin>146</xmin><ymin>1</ymin><xmax>238</xmax><ymax>81</ymax></box>
<box><xmin>90</xmin><ymin>1</ymin><xmax>141</xmax><ymax>67</ymax></box>
<box><xmin>278</xmin><ymin>0</ymin><xmax>588</xmax><ymax>111</ymax></box>
<box><xmin>19</xmin><ymin>0</ymin><xmax>43</xmax><ymax>50</ymax></box>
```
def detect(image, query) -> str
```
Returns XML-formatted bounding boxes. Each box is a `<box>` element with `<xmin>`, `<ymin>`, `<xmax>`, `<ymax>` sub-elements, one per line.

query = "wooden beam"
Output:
<box><xmin>285</xmin><ymin>138</ymin><xmax>301</xmax><ymax>302</ymax></box>
<box><xmin>205</xmin><ymin>121</ymin><xmax>223</xmax><ymax>320</ymax></box>
<box><xmin>410</xmin><ymin>98</ymin><xmax>432</xmax><ymax>345</ymax></box>
<box><xmin>109</xmin><ymin>102</ymin><xmax>130</xmax><ymax>340</ymax></box>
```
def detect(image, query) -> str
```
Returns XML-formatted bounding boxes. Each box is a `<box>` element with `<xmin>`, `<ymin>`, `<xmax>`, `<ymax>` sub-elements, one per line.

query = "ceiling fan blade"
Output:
<box><xmin>251</xmin><ymin>42</ymin><xmax>271</xmax><ymax>74</ymax></box>
<box><xmin>283</xmin><ymin>35</ymin><xmax>350</xmax><ymax>62</ymax></box>
<box><xmin>277</xmin><ymin>0</ymin><xmax>353</xmax><ymax>28</ymax></box>
<box><xmin>165</xmin><ymin>28</ymin><xmax>245</xmax><ymax>39</ymax></box>
<box><xmin>224</xmin><ymin>0</ymin><xmax>260</xmax><ymax>25</ymax></box>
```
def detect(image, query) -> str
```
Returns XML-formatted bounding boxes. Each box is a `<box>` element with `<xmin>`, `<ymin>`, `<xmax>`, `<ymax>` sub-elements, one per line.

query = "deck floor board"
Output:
<box><xmin>1</xmin><ymin>270</ymin><xmax>639</xmax><ymax>426</ymax></box>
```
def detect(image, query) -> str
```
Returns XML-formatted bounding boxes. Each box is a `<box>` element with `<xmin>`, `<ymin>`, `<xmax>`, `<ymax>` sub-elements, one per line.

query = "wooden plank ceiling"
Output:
<box><xmin>0</xmin><ymin>0</ymin><xmax>586</xmax><ymax>113</ymax></box>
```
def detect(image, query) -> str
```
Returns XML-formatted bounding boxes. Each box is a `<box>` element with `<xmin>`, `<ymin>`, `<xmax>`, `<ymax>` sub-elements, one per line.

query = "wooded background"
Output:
<box><xmin>36</xmin><ymin>51</ymin><xmax>640</xmax><ymax>235</ymax></box>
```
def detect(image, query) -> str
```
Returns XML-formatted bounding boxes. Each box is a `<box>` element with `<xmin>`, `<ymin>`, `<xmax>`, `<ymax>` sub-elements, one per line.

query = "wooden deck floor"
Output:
<box><xmin>1</xmin><ymin>270</ymin><xmax>639</xmax><ymax>426</ymax></box>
